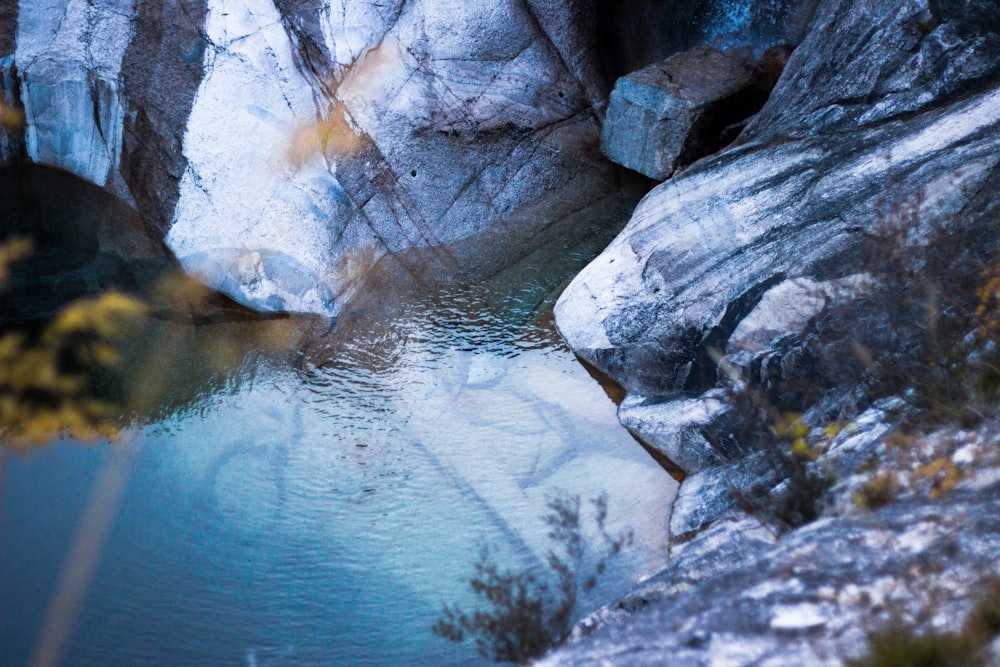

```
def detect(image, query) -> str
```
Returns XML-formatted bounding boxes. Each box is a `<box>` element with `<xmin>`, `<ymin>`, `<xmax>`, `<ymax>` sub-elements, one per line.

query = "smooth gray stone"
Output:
<box><xmin>556</xmin><ymin>0</ymin><xmax>1000</xmax><ymax>395</ymax></box>
<box><xmin>600</xmin><ymin>46</ymin><xmax>753</xmax><ymax>180</ymax></box>
<box><xmin>556</xmin><ymin>64</ymin><xmax>1000</xmax><ymax>396</ymax></box>
<box><xmin>618</xmin><ymin>392</ymin><xmax>728</xmax><ymax>475</ymax></box>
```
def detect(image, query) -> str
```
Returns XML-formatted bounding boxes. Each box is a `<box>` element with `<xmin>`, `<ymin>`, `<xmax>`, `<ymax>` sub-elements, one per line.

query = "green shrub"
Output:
<box><xmin>858</xmin><ymin>193</ymin><xmax>1000</xmax><ymax>430</ymax></box>
<box><xmin>716</xmin><ymin>382</ymin><xmax>834</xmax><ymax>533</ymax></box>
<box><xmin>0</xmin><ymin>239</ymin><xmax>147</xmax><ymax>447</ymax></box>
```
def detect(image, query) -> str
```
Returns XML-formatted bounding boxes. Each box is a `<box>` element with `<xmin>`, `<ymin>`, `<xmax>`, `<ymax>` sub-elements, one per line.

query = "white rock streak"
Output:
<box><xmin>168</xmin><ymin>0</ymin><xmax>353</xmax><ymax>316</ymax></box>
<box><xmin>16</xmin><ymin>0</ymin><xmax>132</xmax><ymax>190</ymax></box>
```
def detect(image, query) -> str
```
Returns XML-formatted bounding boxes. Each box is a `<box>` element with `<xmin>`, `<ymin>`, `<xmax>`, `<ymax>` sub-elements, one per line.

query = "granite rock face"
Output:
<box><xmin>541</xmin><ymin>483</ymin><xmax>1000</xmax><ymax>667</ymax></box>
<box><xmin>544</xmin><ymin>410</ymin><xmax>1000</xmax><ymax>665</ymax></box>
<box><xmin>547</xmin><ymin>0</ymin><xmax>1000</xmax><ymax>663</ymax></box>
<box><xmin>740</xmin><ymin>0</ymin><xmax>1000</xmax><ymax>142</ymax></box>
<box><xmin>0</xmin><ymin>0</ymin><xmax>811</xmax><ymax>316</ymax></box>
<box><xmin>618</xmin><ymin>391</ymin><xmax>730</xmax><ymax>474</ymax></box>
<box><xmin>555</xmin><ymin>0</ymin><xmax>1000</xmax><ymax>397</ymax></box>
<box><xmin>2</xmin><ymin>0</ymin><xmax>610</xmax><ymax>314</ymax></box>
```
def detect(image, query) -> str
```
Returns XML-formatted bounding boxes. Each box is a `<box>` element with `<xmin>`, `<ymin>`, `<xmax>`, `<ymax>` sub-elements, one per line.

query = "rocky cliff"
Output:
<box><xmin>0</xmin><ymin>0</ymin><xmax>804</xmax><ymax>317</ymax></box>
<box><xmin>548</xmin><ymin>0</ymin><xmax>1000</xmax><ymax>663</ymax></box>
<box><xmin>4</xmin><ymin>0</ymin><xmax>600</xmax><ymax>314</ymax></box>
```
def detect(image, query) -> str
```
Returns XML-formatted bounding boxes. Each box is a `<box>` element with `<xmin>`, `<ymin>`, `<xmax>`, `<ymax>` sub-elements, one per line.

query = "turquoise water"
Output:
<box><xmin>0</xmin><ymin>168</ymin><xmax>675</xmax><ymax>666</ymax></box>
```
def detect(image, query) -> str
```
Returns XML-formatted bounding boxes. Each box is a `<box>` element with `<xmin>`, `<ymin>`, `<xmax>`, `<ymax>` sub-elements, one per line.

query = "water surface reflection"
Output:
<box><xmin>0</xmin><ymin>168</ymin><xmax>676</xmax><ymax>666</ymax></box>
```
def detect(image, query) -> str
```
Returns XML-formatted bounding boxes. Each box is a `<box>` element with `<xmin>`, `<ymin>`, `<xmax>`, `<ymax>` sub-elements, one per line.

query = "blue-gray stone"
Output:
<box><xmin>600</xmin><ymin>46</ymin><xmax>753</xmax><ymax>180</ymax></box>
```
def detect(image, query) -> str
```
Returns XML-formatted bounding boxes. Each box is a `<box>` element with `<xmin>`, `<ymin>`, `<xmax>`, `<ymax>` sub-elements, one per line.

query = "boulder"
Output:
<box><xmin>555</xmin><ymin>0</ymin><xmax>1000</xmax><ymax>396</ymax></box>
<box><xmin>618</xmin><ymin>392</ymin><xmax>729</xmax><ymax>474</ymax></box>
<box><xmin>569</xmin><ymin>511</ymin><xmax>776</xmax><ymax>640</ymax></box>
<box><xmin>600</xmin><ymin>46</ymin><xmax>754</xmax><ymax>180</ymax></box>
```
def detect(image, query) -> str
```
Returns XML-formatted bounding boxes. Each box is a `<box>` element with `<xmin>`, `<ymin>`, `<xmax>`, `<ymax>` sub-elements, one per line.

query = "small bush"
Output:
<box><xmin>857</xmin><ymin>192</ymin><xmax>1000</xmax><ymax>429</ymax></box>
<box><xmin>0</xmin><ymin>239</ymin><xmax>147</xmax><ymax>447</ymax></box>
<box><xmin>848</xmin><ymin>623</ymin><xmax>983</xmax><ymax>667</ymax></box>
<box><xmin>432</xmin><ymin>548</ymin><xmax>557</xmax><ymax>663</ymax></box>
<box><xmin>852</xmin><ymin>578</ymin><xmax>1000</xmax><ymax>667</ymax></box>
<box><xmin>853</xmin><ymin>473</ymin><xmax>898</xmax><ymax>511</ymax></box>
<box><xmin>731</xmin><ymin>445</ymin><xmax>832</xmax><ymax>532</ymax></box>
<box><xmin>716</xmin><ymin>383</ymin><xmax>834</xmax><ymax>532</ymax></box>
<box><xmin>432</xmin><ymin>493</ymin><xmax>632</xmax><ymax>664</ymax></box>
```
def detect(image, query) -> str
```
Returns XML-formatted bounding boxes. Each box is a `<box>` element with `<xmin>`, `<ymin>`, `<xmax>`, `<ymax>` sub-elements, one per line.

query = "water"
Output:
<box><xmin>0</xmin><ymin>167</ymin><xmax>676</xmax><ymax>666</ymax></box>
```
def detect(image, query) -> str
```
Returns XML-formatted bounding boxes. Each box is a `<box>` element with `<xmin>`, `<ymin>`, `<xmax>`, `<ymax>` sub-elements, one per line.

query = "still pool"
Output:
<box><xmin>0</xmin><ymin>167</ymin><xmax>676</xmax><ymax>666</ymax></box>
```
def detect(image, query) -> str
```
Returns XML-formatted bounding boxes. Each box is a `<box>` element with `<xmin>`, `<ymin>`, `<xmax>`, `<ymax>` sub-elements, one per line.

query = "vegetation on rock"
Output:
<box><xmin>850</xmin><ymin>579</ymin><xmax>1000</xmax><ymax>667</ymax></box>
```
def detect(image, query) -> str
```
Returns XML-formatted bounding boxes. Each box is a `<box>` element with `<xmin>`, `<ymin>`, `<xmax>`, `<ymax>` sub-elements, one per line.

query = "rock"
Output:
<box><xmin>548</xmin><ymin>2</ymin><xmax>1000</xmax><ymax>661</ymax></box>
<box><xmin>555</xmin><ymin>0</ymin><xmax>1000</xmax><ymax>396</ymax></box>
<box><xmin>594</xmin><ymin>0</ymin><xmax>811</xmax><ymax>86</ymax></box>
<box><xmin>618</xmin><ymin>392</ymin><xmax>729</xmax><ymax>474</ymax></box>
<box><xmin>0</xmin><ymin>164</ymin><xmax>175</xmax><ymax>323</ymax></box>
<box><xmin>0</xmin><ymin>0</ymin><xmax>814</xmax><ymax>316</ymax></box>
<box><xmin>739</xmin><ymin>0</ymin><xmax>1000</xmax><ymax>143</ymax></box>
<box><xmin>540</xmin><ymin>484</ymin><xmax>1000</xmax><ymax>666</ymax></box>
<box><xmin>556</xmin><ymin>403</ymin><xmax>1000</xmax><ymax>664</ymax></box>
<box><xmin>600</xmin><ymin>46</ymin><xmax>754</xmax><ymax>180</ymax></box>
<box><xmin>571</xmin><ymin>511</ymin><xmax>775</xmax><ymax>639</ymax></box>
<box><xmin>667</xmin><ymin>510</ymin><xmax>776</xmax><ymax>584</ymax></box>
<box><xmin>726</xmin><ymin>278</ymin><xmax>836</xmax><ymax>362</ymax></box>
<box><xmin>4</xmin><ymin>0</ymin><xmax>619</xmax><ymax>316</ymax></box>
<box><xmin>719</xmin><ymin>273</ymin><xmax>886</xmax><ymax>417</ymax></box>
<box><xmin>725</xmin><ymin>275</ymin><xmax>872</xmax><ymax>368</ymax></box>
<box><xmin>667</xmin><ymin>451</ymin><xmax>783</xmax><ymax>540</ymax></box>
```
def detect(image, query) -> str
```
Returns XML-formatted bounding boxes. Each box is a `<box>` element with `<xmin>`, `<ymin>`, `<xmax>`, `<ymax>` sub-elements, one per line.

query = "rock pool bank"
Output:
<box><xmin>548</xmin><ymin>0</ymin><xmax>1000</xmax><ymax>663</ymax></box>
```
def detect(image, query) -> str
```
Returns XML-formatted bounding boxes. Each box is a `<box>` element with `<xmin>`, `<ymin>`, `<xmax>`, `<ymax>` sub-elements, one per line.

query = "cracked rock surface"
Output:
<box><xmin>0</xmin><ymin>0</ymin><xmax>811</xmax><ymax>316</ymax></box>
<box><xmin>2</xmin><ymin>0</ymin><xmax>611</xmax><ymax>315</ymax></box>
<box><xmin>541</xmin><ymin>407</ymin><xmax>1000</xmax><ymax>666</ymax></box>
<box><xmin>547</xmin><ymin>0</ymin><xmax>1000</xmax><ymax>663</ymax></box>
<box><xmin>541</xmin><ymin>483</ymin><xmax>1000</xmax><ymax>666</ymax></box>
<box><xmin>555</xmin><ymin>0</ymin><xmax>1000</xmax><ymax>398</ymax></box>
